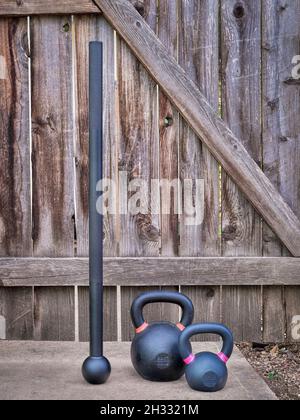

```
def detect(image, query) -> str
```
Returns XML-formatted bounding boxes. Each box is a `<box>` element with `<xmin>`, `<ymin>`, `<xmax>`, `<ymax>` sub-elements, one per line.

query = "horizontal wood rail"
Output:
<box><xmin>0</xmin><ymin>0</ymin><xmax>100</xmax><ymax>15</ymax></box>
<box><xmin>1</xmin><ymin>258</ymin><xmax>300</xmax><ymax>287</ymax></box>
<box><xmin>93</xmin><ymin>0</ymin><xmax>300</xmax><ymax>257</ymax></box>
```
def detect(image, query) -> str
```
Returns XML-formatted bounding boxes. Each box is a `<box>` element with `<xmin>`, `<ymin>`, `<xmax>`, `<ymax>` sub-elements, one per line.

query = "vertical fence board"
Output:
<box><xmin>179</xmin><ymin>0</ymin><xmax>220</xmax><ymax>341</ymax></box>
<box><xmin>78</xmin><ymin>286</ymin><xmax>118</xmax><ymax>342</ymax></box>
<box><xmin>0</xmin><ymin>287</ymin><xmax>33</xmax><ymax>340</ymax></box>
<box><xmin>74</xmin><ymin>15</ymin><xmax>118</xmax><ymax>341</ymax></box>
<box><xmin>31</xmin><ymin>16</ymin><xmax>74</xmax><ymax>257</ymax></box>
<box><xmin>117</xmin><ymin>1</ymin><xmax>159</xmax><ymax>258</ymax></box>
<box><xmin>221</xmin><ymin>0</ymin><xmax>262</xmax><ymax>256</ymax></box>
<box><xmin>263</xmin><ymin>286</ymin><xmax>286</xmax><ymax>343</ymax></box>
<box><xmin>262</xmin><ymin>0</ymin><xmax>300</xmax><ymax>257</ymax></box>
<box><xmin>119</xmin><ymin>1</ymin><xmax>160</xmax><ymax>331</ymax></box>
<box><xmin>0</xmin><ymin>18</ymin><xmax>32</xmax><ymax>257</ymax></box>
<box><xmin>221</xmin><ymin>0</ymin><xmax>262</xmax><ymax>342</ymax></box>
<box><xmin>33</xmin><ymin>287</ymin><xmax>75</xmax><ymax>341</ymax></box>
<box><xmin>158</xmin><ymin>0</ymin><xmax>180</xmax><ymax>258</ymax></box>
<box><xmin>285</xmin><ymin>287</ymin><xmax>300</xmax><ymax>343</ymax></box>
<box><xmin>156</xmin><ymin>1</ymin><xmax>181</xmax><ymax>325</ymax></box>
<box><xmin>222</xmin><ymin>286</ymin><xmax>262</xmax><ymax>342</ymax></box>
<box><xmin>178</xmin><ymin>0</ymin><xmax>220</xmax><ymax>258</ymax></box>
<box><xmin>262</xmin><ymin>0</ymin><xmax>300</xmax><ymax>342</ymax></box>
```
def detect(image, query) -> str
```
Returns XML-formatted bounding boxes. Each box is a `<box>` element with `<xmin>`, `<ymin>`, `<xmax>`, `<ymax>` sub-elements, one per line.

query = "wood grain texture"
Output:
<box><xmin>117</xmin><ymin>0</ymin><xmax>159</xmax><ymax>258</ymax></box>
<box><xmin>117</xmin><ymin>1</ymin><xmax>159</xmax><ymax>328</ymax></box>
<box><xmin>33</xmin><ymin>287</ymin><xmax>75</xmax><ymax>341</ymax></box>
<box><xmin>158</xmin><ymin>0</ymin><xmax>179</xmax><ymax>257</ymax></box>
<box><xmin>261</xmin><ymin>1</ymin><xmax>300</xmax><ymax>343</ymax></box>
<box><xmin>178</xmin><ymin>0</ymin><xmax>220</xmax><ymax>257</ymax></box>
<box><xmin>262</xmin><ymin>0</ymin><xmax>300</xmax><ymax>256</ymax></box>
<box><xmin>74</xmin><ymin>15</ymin><xmax>118</xmax><ymax>257</ymax></box>
<box><xmin>285</xmin><ymin>287</ymin><xmax>300</xmax><ymax>343</ymax></box>
<box><xmin>177</xmin><ymin>0</ymin><xmax>221</xmax><ymax>341</ymax></box>
<box><xmin>221</xmin><ymin>0</ymin><xmax>262</xmax><ymax>256</ymax></box>
<box><xmin>2</xmin><ymin>257</ymin><xmax>300</xmax><ymax>287</ymax></box>
<box><xmin>220</xmin><ymin>0</ymin><xmax>263</xmax><ymax>342</ymax></box>
<box><xmin>78</xmin><ymin>286</ymin><xmax>117</xmax><ymax>342</ymax></box>
<box><xmin>0</xmin><ymin>287</ymin><xmax>33</xmax><ymax>339</ymax></box>
<box><xmin>31</xmin><ymin>16</ymin><xmax>75</xmax><ymax>257</ymax></box>
<box><xmin>94</xmin><ymin>0</ymin><xmax>300</xmax><ymax>256</ymax></box>
<box><xmin>263</xmin><ymin>287</ymin><xmax>286</xmax><ymax>343</ymax></box>
<box><xmin>0</xmin><ymin>0</ymin><xmax>99</xmax><ymax>16</ymax></box>
<box><xmin>0</xmin><ymin>18</ymin><xmax>32</xmax><ymax>257</ymax></box>
<box><xmin>222</xmin><ymin>286</ymin><xmax>262</xmax><ymax>342</ymax></box>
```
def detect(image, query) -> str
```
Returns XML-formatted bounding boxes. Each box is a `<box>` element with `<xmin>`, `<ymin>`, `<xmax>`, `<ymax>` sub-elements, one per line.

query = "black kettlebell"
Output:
<box><xmin>179</xmin><ymin>323</ymin><xmax>234</xmax><ymax>392</ymax></box>
<box><xmin>131</xmin><ymin>291</ymin><xmax>194</xmax><ymax>382</ymax></box>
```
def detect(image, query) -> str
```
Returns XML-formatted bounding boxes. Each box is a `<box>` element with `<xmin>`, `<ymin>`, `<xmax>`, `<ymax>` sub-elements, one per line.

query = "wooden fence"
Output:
<box><xmin>0</xmin><ymin>0</ymin><xmax>300</xmax><ymax>344</ymax></box>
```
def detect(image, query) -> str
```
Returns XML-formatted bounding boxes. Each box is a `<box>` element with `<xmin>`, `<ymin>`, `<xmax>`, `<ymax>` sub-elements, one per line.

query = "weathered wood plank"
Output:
<box><xmin>263</xmin><ymin>287</ymin><xmax>286</xmax><ymax>343</ymax></box>
<box><xmin>78</xmin><ymin>286</ymin><xmax>117</xmax><ymax>342</ymax></box>
<box><xmin>178</xmin><ymin>0</ymin><xmax>220</xmax><ymax>257</ymax></box>
<box><xmin>117</xmin><ymin>0</ymin><xmax>159</xmax><ymax>258</ymax></box>
<box><xmin>285</xmin><ymin>287</ymin><xmax>300</xmax><ymax>343</ymax></box>
<box><xmin>222</xmin><ymin>286</ymin><xmax>262</xmax><ymax>342</ymax></box>
<box><xmin>117</xmin><ymin>1</ymin><xmax>159</xmax><ymax>328</ymax></box>
<box><xmin>74</xmin><ymin>15</ymin><xmax>118</xmax><ymax>257</ymax></box>
<box><xmin>31</xmin><ymin>17</ymin><xmax>75</xmax><ymax>257</ymax></box>
<box><xmin>0</xmin><ymin>18</ymin><xmax>32</xmax><ymax>257</ymax></box>
<box><xmin>262</xmin><ymin>0</ymin><xmax>300</xmax><ymax>343</ymax></box>
<box><xmin>262</xmin><ymin>0</ymin><xmax>300</xmax><ymax>256</ymax></box>
<box><xmin>2</xmin><ymin>257</ymin><xmax>300</xmax><ymax>287</ymax></box>
<box><xmin>94</xmin><ymin>0</ymin><xmax>300</xmax><ymax>257</ymax></box>
<box><xmin>0</xmin><ymin>0</ymin><xmax>100</xmax><ymax>16</ymax></box>
<box><xmin>220</xmin><ymin>0</ymin><xmax>263</xmax><ymax>343</ymax></box>
<box><xmin>158</xmin><ymin>0</ymin><xmax>179</xmax><ymax>257</ymax></box>
<box><xmin>0</xmin><ymin>287</ymin><xmax>33</xmax><ymax>339</ymax></box>
<box><xmin>221</xmin><ymin>0</ymin><xmax>262</xmax><ymax>256</ymax></box>
<box><xmin>178</xmin><ymin>0</ymin><xmax>221</xmax><ymax>342</ymax></box>
<box><xmin>33</xmin><ymin>287</ymin><xmax>75</xmax><ymax>341</ymax></box>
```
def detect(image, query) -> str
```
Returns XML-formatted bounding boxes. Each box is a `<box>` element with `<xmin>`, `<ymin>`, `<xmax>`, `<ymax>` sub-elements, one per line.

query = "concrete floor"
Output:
<box><xmin>0</xmin><ymin>341</ymin><xmax>277</xmax><ymax>400</ymax></box>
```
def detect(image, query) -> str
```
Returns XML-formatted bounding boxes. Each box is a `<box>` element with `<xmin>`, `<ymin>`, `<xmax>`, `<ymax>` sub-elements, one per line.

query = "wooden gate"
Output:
<box><xmin>0</xmin><ymin>0</ymin><xmax>300</xmax><ymax>344</ymax></box>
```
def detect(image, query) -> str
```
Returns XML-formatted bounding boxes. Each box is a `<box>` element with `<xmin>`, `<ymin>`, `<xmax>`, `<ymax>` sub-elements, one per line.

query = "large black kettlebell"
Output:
<box><xmin>179</xmin><ymin>323</ymin><xmax>234</xmax><ymax>392</ymax></box>
<box><xmin>131</xmin><ymin>291</ymin><xmax>194</xmax><ymax>382</ymax></box>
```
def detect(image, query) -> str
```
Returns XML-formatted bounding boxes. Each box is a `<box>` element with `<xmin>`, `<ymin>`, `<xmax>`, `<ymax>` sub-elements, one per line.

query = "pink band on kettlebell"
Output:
<box><xmin>184</xmin><ymin>354</ymin><xmax>195</xmax><ymax>365</ymax></box>
<box><xmin>218</xmin><ymin>352</ymin><xmax>229</xmax><ymax>364</ymax></box>
<box><xmin>136</xmin><ymin>322</ymin><xmax>149</xmax><ymax>334</ymax></box>
<box><xmin>176</xmin><ymin>323</ymin><xmax>185</xmax><ymax>331</ymax></box>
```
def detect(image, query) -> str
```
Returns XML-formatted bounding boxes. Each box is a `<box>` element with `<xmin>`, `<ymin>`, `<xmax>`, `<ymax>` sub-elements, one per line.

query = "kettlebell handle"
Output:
<box><xmin>179</xmin><ymin>323</ymin><xmax>234</xmax><ymax>364</ymax></box>
<box><xmin>131</xmin><ymin>291</ymin><xmax>194</xmax><ymax>332</ymax></box>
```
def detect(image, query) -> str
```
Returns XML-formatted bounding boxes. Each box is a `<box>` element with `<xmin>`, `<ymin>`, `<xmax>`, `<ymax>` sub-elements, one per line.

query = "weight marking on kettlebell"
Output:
<box><xmin>203</xmin><ymin>371</ymin><xmax>219</xmax><ymax>389</ymax></box>
<box><xmin>155</xmin><ymin>354</ymin><xmax>171</xmax><ymax>369</ymax></box>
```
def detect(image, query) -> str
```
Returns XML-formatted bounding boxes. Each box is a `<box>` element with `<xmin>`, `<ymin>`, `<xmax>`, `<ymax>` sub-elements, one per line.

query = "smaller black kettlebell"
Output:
<box><xmin>131</xmin><ymin>291</ymin><xmax>194</xmax><ymax>382</ymax></box>
<box><xmin>179</xmin><ymin>323</ymin><xmax>234</xmax><ymax>392</ymax></box>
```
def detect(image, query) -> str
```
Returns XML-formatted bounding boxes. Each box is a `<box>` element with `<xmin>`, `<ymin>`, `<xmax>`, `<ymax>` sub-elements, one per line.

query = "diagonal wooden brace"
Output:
<box><xmin>94</xmin><ymin>0</ymin><xmax>300</xmax><ymax>256</ymax></box>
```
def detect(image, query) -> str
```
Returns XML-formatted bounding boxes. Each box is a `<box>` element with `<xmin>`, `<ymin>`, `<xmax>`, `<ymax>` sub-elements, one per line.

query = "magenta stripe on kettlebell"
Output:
<box><xmin>184</xmin><ymin>354</ymin><xmax>195</xmax><ymax>365</ymax></box>
<box><xmin>217</xmin><ymin>352</ymin><xmax>229</xmax><ymax>364</ymax></box>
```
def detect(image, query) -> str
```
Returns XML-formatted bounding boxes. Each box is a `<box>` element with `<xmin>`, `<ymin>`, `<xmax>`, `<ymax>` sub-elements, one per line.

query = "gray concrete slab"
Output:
<box><xmin>0</xmin><ymin>341</ymin><xmax>277</xmax><ymax>400</ymax></box>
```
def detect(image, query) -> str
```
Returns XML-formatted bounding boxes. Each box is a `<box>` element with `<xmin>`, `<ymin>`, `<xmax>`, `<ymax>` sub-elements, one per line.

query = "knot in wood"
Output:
<box><xmin>233</xmin><ymin>3</ymin><xmax>245</xmax><ymax>19</ymax></box>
